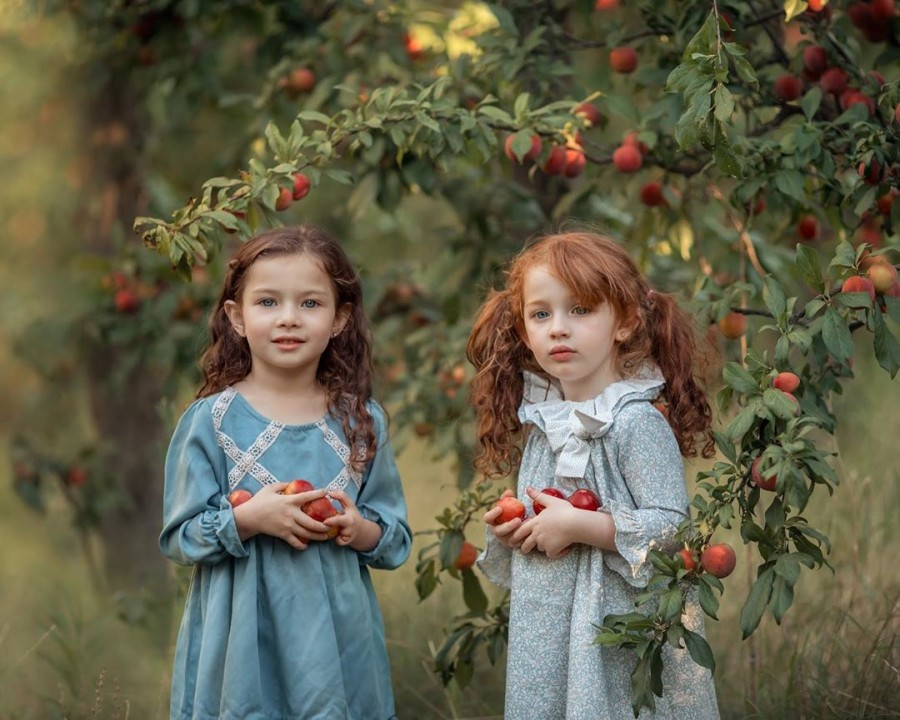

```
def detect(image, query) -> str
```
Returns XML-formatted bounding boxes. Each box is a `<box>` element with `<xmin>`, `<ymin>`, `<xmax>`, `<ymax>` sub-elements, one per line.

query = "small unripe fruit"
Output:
<box><xmin>772</xmin><ymin>371</ymin><xmax>801</xmax><ymax>393</ymax></box>
<box><xmin>612</xmin><ymin>144</ymin><xmax>643</xmax><ymax>173</ymax></box>
<box><xmin>718</xmin><ymin>311</ymin><xmax>747</xmax><ymax>339</ymax></box>
<box><xmin>609</xmin><ymin>47</ymin><xmax>638</xmax><ymax>74</ymax></box>
<box><xmin>700</xmin><ymin>543</ymin><xmax>736</xmax><ymax>579</ymax></box>
<box><xmin>774</xmin><ymin>74</ymin><xmax>803</xmax><ymax>102</ymax></box>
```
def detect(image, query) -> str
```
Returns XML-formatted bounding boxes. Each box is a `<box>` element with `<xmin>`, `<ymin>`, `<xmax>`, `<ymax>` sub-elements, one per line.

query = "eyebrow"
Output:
<box><xmin>246</xmin><ymin>287</ymin><xmax>330</xmax><ymax>296</ymax></box>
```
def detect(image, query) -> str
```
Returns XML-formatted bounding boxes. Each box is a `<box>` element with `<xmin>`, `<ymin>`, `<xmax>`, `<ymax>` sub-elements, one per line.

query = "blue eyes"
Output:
<box><xmin>531</xmin><ymin>306</ymin><xmax>589</xmax><ymax>319</ymax></box>
<box><xmin>256</xmin><ymin>298</ymin><xmax>320</xmax><ymax>308</ymax></box>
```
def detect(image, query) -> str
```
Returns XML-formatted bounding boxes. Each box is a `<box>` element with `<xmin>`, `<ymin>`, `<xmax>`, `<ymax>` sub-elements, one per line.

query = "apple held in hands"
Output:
<box><xmin>284</xmin><ymin>478</ymin><xmax>340</xmax><ymax>538</ymax></box>
<box><xmin>227</xmin><ymin>489</ymin><xmax>252</xmax><ymax>507</ymax></box>
<box><xmin>533</xmin><ymin>487</ymin><xmax>566</xmax><ymax>515</ymax></box>
<box><xmin>492</xmin><ymin>496</ymin><xmax>527</xmax><ymax>525</ymax></box>
<box><xmin>568</xmin><ymin>488</ymin><xmax>602</xmax><ymax>511</ymax></box>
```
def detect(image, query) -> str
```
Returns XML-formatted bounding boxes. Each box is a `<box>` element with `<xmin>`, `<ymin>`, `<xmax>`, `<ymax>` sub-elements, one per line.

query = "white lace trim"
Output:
<box><xmin>212</xmin><ymin>387</ymin><xmax>363</xmax><ymax>491</ymax></box>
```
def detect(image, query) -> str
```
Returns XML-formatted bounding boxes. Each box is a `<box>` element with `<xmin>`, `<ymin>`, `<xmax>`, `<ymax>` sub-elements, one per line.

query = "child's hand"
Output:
<box><xmin>514</xmin><ymin>487</ymin><xmax>578</xmax><ymax>558</ymax></box>
<box><xmin>326</xmin><ymin>490</ymin><xmax>382</xmax><ymax>552</ymax></box>
<box><xmin>483</xmin><ymin>489</ymin><xmax>526</xmax><ymax>550</ymax></box>
<box><xmin>232</xmin><ymin>482</ymin><xmax>330</xmax><ymax>550</ymax></box>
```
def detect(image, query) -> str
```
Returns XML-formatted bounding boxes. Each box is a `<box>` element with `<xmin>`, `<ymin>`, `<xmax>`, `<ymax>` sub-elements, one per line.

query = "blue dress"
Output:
<box><xmin>478</xmin><ymin>367</ymin><xmax>720</xmax><ymax>719</ymax></box>
<box><xmin>160</xmin><ymin>388</ymin><xmax>412</xmax><ymax>720</ymax></box>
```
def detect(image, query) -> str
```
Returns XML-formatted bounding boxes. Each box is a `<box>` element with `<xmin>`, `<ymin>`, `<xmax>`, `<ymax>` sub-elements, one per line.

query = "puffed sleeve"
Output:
<box><xmin>475</xmin><ymin>529</ymin><xmax>512</xmax><ymax>589</ymax></box>
<box><xmin>355</xmin><ymin>402</ymin><xmax>412</xmax><ymax>570</ymax></box>
<box><xmin>603</xmin><ymin>402</ymin><xmax>689</xmax><ymax>587</ymax></box>
<box><xmin>159</xmin><ymin>399</ymin><xmax>249</xmax><ymax>566</ymax></box>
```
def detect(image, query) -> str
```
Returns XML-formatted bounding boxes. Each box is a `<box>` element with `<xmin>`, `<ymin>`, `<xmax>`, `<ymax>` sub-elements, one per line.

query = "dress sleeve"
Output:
<box><xmin>355</xmin><ymin>403</ymin><xmax>412</xmax><ymax>570</ymax></box>
<box><xmin>475</xmin><ymin>529</ymin><xmax>512</xmax><ymax>589</ymax></box>
<box><xmin>603</xmin><ymin>403</ymin><xmax>690</xmax><ymax>587</ymax></box>
<box><xmin>159</xmin><ymin>399</ymin><xmax>248</xmax><ymax>566</ymax></box>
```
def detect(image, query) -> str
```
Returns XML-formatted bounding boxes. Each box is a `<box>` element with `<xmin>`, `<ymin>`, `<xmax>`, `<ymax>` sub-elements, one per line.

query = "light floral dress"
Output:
<box><xmin>478</xmin><ymin>366</ymin><xmax>720</xmax><ymax>719</ymax></box>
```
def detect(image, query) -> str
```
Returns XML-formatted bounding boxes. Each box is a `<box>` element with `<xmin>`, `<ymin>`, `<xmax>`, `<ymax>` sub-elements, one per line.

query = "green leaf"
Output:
<box><xmin>713</xmin><ymin>84</ymin><xmax>734</xmax><ymax>122</ymax></box>
<box><xmin>658</xmin><ymin>588</ymin><xmax>684</xmax><ymax>620</ymax></box>
<box><xmin>872</xmin><ymin>307</ymin><xmax>900</xmax><ymax>378</ymax></box>
<box><xmin>770</xmin><ymin>574</ymin><xmax>795</xmax><ymax>622</ymax></box>
<box><xmin>796</xmin><ymin>244</ymin><xmax>824</xmax><ymax>292</ymax></box>
<box><xmin>801</xmin><ymin>87</ymin><xmax>822</xmax><ymax>120</ymax></box>
<box><xmin>763</xmin><ymin>277</ymin><xmax>787</xmax><ymax>320</ymax></box>
<box><xmin>821</xmin><ymin>308</ymin><xmax>854</xmax><ymax>363</ymax></box>
<box><xmin>740</xmin><ymin>568</ymin><xmax>775</xmax><ymax>639</ymax></box>
<box><xmin>722</xmin><ymin>362</ymin><xmax>759</xmax><ymax>394</ymax></box>
<box><xmin>683</xmin><ymin>629</ymin><xmax>716</xmax><ymax>670</ymax></box>
<box><xmin>461</xmin><ymin>568</ymin><xmax>489</xmax><ymax>613</ymax></box>
<box><xmin>698</xmin><ymin>581</ymin><xmax>720</xmax><ymax>619</ymax></box>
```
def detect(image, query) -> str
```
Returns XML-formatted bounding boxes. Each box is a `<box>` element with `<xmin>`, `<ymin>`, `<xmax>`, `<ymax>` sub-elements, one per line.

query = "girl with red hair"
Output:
<box><xmin>469</xmin><ymin>231</ymin><xmax>720</xmax><ymax>718</ymax></box>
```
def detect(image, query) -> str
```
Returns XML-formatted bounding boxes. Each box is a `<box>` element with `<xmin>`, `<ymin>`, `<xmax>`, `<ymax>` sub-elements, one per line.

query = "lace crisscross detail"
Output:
<box><xmin>212</xmin><ymin>387</ymin><xmax>364</xmax><ymax>492</ymax></box>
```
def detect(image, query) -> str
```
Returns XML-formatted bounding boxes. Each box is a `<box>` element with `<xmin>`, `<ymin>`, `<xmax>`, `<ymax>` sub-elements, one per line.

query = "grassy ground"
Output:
<box><xmin>1</xmin><ymin>341</ymin><xmax>897</xmax><ymax>720</ymax></box>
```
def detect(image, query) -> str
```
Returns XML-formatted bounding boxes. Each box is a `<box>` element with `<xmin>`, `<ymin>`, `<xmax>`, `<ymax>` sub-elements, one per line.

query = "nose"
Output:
<box><xmin>549</xmin><ymin>315</ymin><xmax>569</xmax><ymax>338</ymax></box>
<box><xmin>277</xmin><ymin>305</ymin><xmax>301</xmax><ymax>326</ymax></box>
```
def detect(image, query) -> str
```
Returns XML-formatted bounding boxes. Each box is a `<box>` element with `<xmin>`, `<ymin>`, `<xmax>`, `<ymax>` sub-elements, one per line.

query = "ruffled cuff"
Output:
<box><xmin>357</xmin><ymin>506</ymin><xmax>411</xmax><ymax>570</ymax></box>
<box><xmin>604</xmin><ymin>499</ymin><xmax>655</xmax><ymax>588</ymax></box>
<box><xmin>213</xmin><ymin>496</ymin><xmax>249</xmax><ymax>559</ymax></box>
<box><xmin>475</xmin><ymin>526</ymin><xmax>512</xmax><ymax>589</ymax></box>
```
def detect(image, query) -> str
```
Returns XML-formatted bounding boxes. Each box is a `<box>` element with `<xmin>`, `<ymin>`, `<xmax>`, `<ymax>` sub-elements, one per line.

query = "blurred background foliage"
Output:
<box><xmin>1</xmin><ymin>0</ymin><xmax>898</xmax><ymax>717</ymax></box>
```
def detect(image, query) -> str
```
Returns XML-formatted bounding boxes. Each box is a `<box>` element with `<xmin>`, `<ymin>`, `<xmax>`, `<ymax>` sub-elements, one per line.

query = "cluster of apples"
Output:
<box><xmin>226</xmin><ymin>478</ymin><xmax>340</xmax><ymax>539</ymax></box>
<box><xmin>678</xmin><ymin>543</ymin><xmax>736</xmax><ymax>579</ymax></box>
<box><xmin>275</xmin><ymin>172</ymin><xmax>312</xmax><ymax>212</ymax></box>
<box><xmin>491</xmin><ymin>487</ymin><xmax>603</xmax><ymax>525</ymax></box>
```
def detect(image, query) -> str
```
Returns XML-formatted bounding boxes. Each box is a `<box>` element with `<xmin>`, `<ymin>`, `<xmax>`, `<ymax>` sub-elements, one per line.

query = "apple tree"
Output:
<box><xmin>8</xmin><ymin>0</ymin><xmax>899</xmax><ymax>713</ymax></box>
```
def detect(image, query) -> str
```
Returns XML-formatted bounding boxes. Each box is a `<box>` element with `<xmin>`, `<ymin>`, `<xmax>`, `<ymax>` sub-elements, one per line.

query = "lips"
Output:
<box><xmin>273</xmin><ymin>337</ymin><xmax>304</xmax><ymax>346</ymax></box>
<box><xmin>549</xmin><ymin>345</ymin><xmax>574</xmax><ymax>357</ymax></box>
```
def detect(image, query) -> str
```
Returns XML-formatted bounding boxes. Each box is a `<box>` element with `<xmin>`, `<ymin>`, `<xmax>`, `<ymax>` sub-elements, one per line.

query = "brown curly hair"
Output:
<box><xmin>197</xmin><ymin>224</ymin><xmax>376</xmax><ymax>472</ymax></box>
<box><xmin>467</xmin><ymin>231</ymin><xmax>714</xmax><ymax>478</ymax></box>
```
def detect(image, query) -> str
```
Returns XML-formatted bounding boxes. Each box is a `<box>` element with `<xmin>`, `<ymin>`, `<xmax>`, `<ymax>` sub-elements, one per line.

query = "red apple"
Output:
<box><xmin>774</xmin><ymin>74</ymin><xmax>803</xmax><ymax>102</ymax></box>
<box><xmin>797</xmin><ymin>215</ymin><xmax>819</xmax><ymax>241</ymax></box>
<box><xmin>807</xmin><ymin>0</ymin><xmax>826</xmax><ymax>11</ymax></box>
<box><xmin>275</xmin><ymin>187</ymin><xmax>293</xmax><ymax>211</ymax></box>
<box><xmin>819</xmin><ymin>67</ymin><xmax>848</xmax><ymax>94</ymax></box>
<box><xmin>700</xmin><ymin>543</ymin><xmax>737</xmax><ymax>578</ymax></box>
<box><xmin>623</xmin><ymin>131</ymin><xmax>650</xmax><ymax>156</ymax></box>
<box><xmin>404</xmin><ymin>32</ymin><xmax>424</xmax><ymax>61</ymax></box>
<box><xmin>612</xmin><ymin>144</ymin><xmax>642</xmax><ymax>173</ymax></box>
<box><xmin>678</xmin><ymin>548</ymin><xmax>696</xmax><ymax>572</ymax></box>
<box><xmin>780</xmin><ymin>390</ymin><xmax>802</xmax><ymax>415</ymax></box>
<box><xmin>492</xmin><ymin>496</ymin><xmax>527</xmax><ymax>524</ymax></box>
<box><xmin>751</xmin><ymin>457</ymin><xmax>778</xmax><ymax>491</ymax></box>
<box><xmin>504</xmin><ymin>133</ymin><xmax>542</xmax><ymax>164</ymax></box>
<box><xmin>843</xmin><ymin>274</ymin><xmax>876</xmax><ymax>301</ymax></box>
<box><xmin>279</xmin><ymin>67</ymin><xmax>316</xmax><ymax>97</ymax></box>
<box><xmin>876</xmin><ymin>190</ymin><xmax>897</xmax><ymax>216</ymax></box>
<box><xmin>868</xmin><ymin>263</ymin><xmax>898</xmax><ymax>294</ymax></box>
<box><xmin>284</xmin><ymin>479</ymin><xmax>315</xmax><ymax>495</ymax></box>
<box><xmin>303</xmin><ymin>496</ymin><xmax>340</xmax><ymax>537</ymax></box>
<box><xmin>640</xmin><ymin>181</ymin><xmax>666</xmax><ymax>207</ymax></box>
<box><xmin>594</xmin><ymin>0</ymin><xmax>620</xmax><ymax>9</ymax></box>
<box><xmin>843</xmin><ymin>92</ymin><xmax>875</xmax><ymax>115</ymax></box>
<box><xmin>453</xmin><ymin>541</ymin><xmax>478</xmax><ymax>570</ymax></box>
<box><xmin>542</xmin><ymin>145</ymin><xmax>569</xmax><ymax>175</ymax></box>
<box><xmin>533</xmin><ymin>487</ymin><xmax>566</xmax><ymax>515</ymax></box>
<box><xmin>895</xmin><ymin>103</ymin><xmax>900</xmax><ymax>124</ymax></box>
<box><xmin>871</xmin><ymin>0</ymin><xmax>896</xmax><ymax>21</ymax></box>
<box><xmin>65</xmin><ymin>467</ymin><xmax>88</xmax><ymax>487</ymax></box>
<box><xmin>575</xmin><ymin>102</ymin><xmax>602</xmax><ymax>126</ymax></box>
<box><xmin>772</xmin><ymin>371</ymin><xmax>801</xmax><ymax>393</ymax></box>
<box><xmin>609</xmin><ymin>47</ymin><xmax>638</xmax><ymax>74</ymax></box>
<box><xmin>802</xmin><ymin>46</ymin><xmax>828</xmax><ymax>78</ymax></box>
<box><xmin>292</xmin><ymin>172</ymin><xmax>311</xmax><ymax>200</ymax></box>
<box><xmin>568</xmin><ymin>488</ymin><xmax>602</xmax><ymax>511</ymax></box>
<box><xmin>563</xmin><ymin>148</ymin><xmax>586</xmax><ymax>178</ymax></box>
<box><xmin>114</xmin><ymin>288</ymin><xmax>140</xmax><ymax>313</ymax></box>
<box><xmin>227</xmin><ymin>488</ymin><xmax>253</xmax><ymax>507</ymax></box>
<box><xmin>718</xmin><ymin>311</ymin><xmax>747</xmax><ymax>339</ymax></box>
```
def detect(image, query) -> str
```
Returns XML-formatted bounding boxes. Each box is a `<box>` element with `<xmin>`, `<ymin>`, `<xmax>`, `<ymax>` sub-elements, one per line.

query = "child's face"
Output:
<box><xmin>224</xmin><ymin>252</ymin><xmax>347</xmax><ymax>381</ymax></box>
<box><xmin>521</xmin><ymin>265</ymin><xmax>630</xmax><ymax>401</ymax></box>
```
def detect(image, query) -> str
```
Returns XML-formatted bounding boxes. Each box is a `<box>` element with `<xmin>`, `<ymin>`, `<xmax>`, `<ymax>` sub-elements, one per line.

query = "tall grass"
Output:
<box><xmin>1</xmin><ymin>342</ymin><xmax>897</xmax><ymax>719</ymax></box>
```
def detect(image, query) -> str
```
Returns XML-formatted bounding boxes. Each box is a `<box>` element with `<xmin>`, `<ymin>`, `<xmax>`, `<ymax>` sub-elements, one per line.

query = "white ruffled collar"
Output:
<box><xmin>518</xmin><ymin>364</ymin><xmax>664</xmax><ymax>481</ymax></box>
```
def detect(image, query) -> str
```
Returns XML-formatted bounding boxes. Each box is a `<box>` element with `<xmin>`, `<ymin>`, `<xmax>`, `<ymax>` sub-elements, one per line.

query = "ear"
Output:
<box><xmin>223</xmin><ymin>300</ymin><xmax>245</xmax><ymax>337</ymax></box>
<box><xmin>615</xmin><ymin>317</ymin><xmax>637</xmax><ymax>343</ymax></box>
<box><xmin>331</xmin><ymin>303</ymin><xmax>352</xmax><ymax>338</ymax></box>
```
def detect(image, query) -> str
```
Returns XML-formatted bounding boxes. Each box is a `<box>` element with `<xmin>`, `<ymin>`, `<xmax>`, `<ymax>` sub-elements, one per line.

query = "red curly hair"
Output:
<box><xmin>467</xmin><ymin>231</ymin><xmax>714</xmax><ymax>478</ymax></box>
<box><xmin>197</xmin><ymin>225</ymin><xmax>376</xmax><ymax>473</ymax></box>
